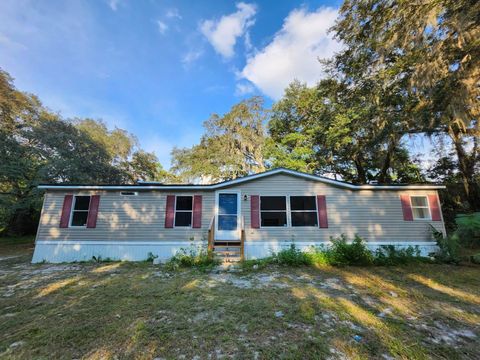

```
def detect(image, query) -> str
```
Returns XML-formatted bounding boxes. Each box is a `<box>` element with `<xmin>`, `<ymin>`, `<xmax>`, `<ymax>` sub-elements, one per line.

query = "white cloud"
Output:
<box><xmin>200</xmin><ymin>2</ymin><xmax>256</xmax><ymax>59</ymax></box>
<box><xmin>157</xmin><ymin>20</ymin><xmax>168</xmax><ymax>34</ymax></box>
<box><xmin>241</xmin><ymin>7</ymin><xmax>341</xmax><ymax>99</ymax></box>
<box><xmin>107</xmin><ymin>0</ymin><xmax>120</xmax><ymax>11</ymax></box>
<box><xmin>181</xmin><ymin>49</ymin><xmax>203</xmax><ymax>68</ymax></box>
<box><xmin>166</xmin><ymin>8</ymin><xmax>182</xmax><ymax>20</ymax></box>
<box><xmin>235</xmin><ymin>82</ymin><xmax>255</xmax><ymax>96</ymax></box>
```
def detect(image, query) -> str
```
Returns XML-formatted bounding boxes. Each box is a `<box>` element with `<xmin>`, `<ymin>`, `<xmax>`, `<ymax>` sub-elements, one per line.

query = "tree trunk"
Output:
<box><xmin>378</xmin><ymin>139</ymin><xmax>396</xmax><ymax>184</ymax></box>
<box><xmin>354</xmin><ymin>156</ymin><xmax>368</xmax><ymax>184</ymax></box>
<box><xmin>451</xmin><ymin>132</ymin><xmax>480</xmax><ymax>211</ymax></box>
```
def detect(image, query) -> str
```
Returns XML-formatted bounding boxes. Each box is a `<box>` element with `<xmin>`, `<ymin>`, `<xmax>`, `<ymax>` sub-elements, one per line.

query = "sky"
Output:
<box><xmin>1</xmin><ymin>0</ymin><xmax>346</xmax><ymax>168</ymax></box>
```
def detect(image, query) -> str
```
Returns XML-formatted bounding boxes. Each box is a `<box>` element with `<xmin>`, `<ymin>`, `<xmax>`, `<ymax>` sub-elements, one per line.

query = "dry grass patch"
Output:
<box><xmin>0</xmin><ymin>247</ymin><xmax>479</xmax><ymax>359</ymax></box>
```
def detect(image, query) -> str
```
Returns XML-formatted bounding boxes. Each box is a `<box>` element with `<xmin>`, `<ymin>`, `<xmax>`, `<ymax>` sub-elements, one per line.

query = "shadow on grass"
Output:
<box><xmin>0</xmin><ymin>255</ymin><xmax>479</xmax><ymax>359</ymax></box>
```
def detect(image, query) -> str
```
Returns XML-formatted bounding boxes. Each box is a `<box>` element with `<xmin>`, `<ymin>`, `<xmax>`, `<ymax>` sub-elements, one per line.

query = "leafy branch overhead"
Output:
<box><xmin>171</xmin><ymin>0</ymin><xmax>478</xmax><ymax>213</ymax></box>
<box><xmin>0</xmin><ymin>69</ymin><xmax>170</xmax><ymax>234</ymax></box>
<box><xmin>1</xmin><ymin>0</ymin><xmax>478</xmax><ymax>235</ymax></box>
<box><xmin>171</xmin><ymin>96</ymin><xmax>267</xmax><ymax>182</ymax></box>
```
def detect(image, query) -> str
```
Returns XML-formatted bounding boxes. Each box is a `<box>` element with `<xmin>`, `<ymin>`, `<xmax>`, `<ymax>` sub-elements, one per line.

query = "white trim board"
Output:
<box><xmin>38</xmin><ymin>168</ymin><xmax>445</xmax><ymax>191</ymax></box>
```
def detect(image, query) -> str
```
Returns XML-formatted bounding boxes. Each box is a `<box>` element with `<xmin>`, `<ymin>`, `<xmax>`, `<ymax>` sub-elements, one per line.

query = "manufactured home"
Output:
<box><xmin>32</xmin><ymin>168</ymin><xmax>446</xmax><ymax>263</ymax></box>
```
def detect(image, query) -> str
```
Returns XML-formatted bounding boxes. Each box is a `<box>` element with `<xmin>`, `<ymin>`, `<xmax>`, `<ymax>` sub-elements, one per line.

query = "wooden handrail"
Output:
<box><xmin>240</xmin><ymin>215</ymin><xmax>245</xmax><ymax>261</ymax></box>
<box><xmin>207</xmin><ymin>216</ymin><xmax>215</xmax><ymax>255</ymax></box>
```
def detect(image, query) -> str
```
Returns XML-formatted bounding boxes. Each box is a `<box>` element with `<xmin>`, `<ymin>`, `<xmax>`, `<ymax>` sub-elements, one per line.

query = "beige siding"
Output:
<box><xmin>223</xmin><ymin>174</ymin><xmax>445</xmax><ymax>243</ymax></box>
<box><xmin>36</xmin><ymin>173</ymin><xmax>445</xmax><ymax>244</ymax></box>
<box><xmin>37</xmin><ymin>190</ymin><xmax>214</xmax><ymax>242</ymax></box>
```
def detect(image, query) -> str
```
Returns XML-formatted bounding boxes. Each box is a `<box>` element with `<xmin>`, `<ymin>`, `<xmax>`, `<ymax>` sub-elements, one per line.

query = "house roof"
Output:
<box><xmin>38</xmin><ymin>167</ymin><xmax>445</xmax><ymax>191</ymax></box>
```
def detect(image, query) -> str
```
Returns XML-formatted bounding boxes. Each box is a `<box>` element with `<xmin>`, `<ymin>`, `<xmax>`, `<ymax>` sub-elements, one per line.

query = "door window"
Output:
<box><xmin>218</xmin><ymin>193</ymin><xmax>238</xmax><ymax>230</ymax></box>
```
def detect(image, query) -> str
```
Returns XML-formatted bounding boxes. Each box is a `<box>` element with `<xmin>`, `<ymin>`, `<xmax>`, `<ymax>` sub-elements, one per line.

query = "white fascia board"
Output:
<box><xmin>39</xmin><ymin>168</ymin><xmax>446</xmax><ymax>191</ymax></box>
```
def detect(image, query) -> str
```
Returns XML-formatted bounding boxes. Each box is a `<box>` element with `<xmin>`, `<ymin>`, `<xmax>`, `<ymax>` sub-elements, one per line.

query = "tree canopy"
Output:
<box><xmin>0</xmin><ymin>69</ymin><xmax>168</xmax><ymax>234</ymax></box>
<box><xmin>1</xmin><ymin>0</ymin><xmax>478</xmax><ymax>235</ymax></box>
<box><xmin>171</xmin><ymin>96</ymin><xmax>267</xmax><ymax>182</ymax></box>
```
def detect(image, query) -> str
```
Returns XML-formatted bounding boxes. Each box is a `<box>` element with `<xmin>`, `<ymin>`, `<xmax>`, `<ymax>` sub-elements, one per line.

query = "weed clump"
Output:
<box><xmin>165</xmin><ymin>247</ymin><xmax>219</xmax><ymax>271</ymax></box>
<box><xmin>325</xmin><ymin>234</ymin><xmax>374</xmax><ymax>266</ymax></box>
<box><xmin>242</xmin><ymin>234</ymin><xmax>430</xmax><ymax>269</ymax></box>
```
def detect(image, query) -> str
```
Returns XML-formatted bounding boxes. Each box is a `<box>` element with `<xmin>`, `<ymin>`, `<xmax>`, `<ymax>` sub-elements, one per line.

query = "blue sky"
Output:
<box><xmin>1</xmin><ymin>0</ymin><xmax>347</xmax><ymax>168</ymax></box>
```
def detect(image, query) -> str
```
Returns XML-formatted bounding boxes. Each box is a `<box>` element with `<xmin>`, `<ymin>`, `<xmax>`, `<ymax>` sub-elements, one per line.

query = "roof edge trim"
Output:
<box><xmin>38</xmin><ymin>168</ymin><xmax>445</xmax><ymax>190</ymax></box>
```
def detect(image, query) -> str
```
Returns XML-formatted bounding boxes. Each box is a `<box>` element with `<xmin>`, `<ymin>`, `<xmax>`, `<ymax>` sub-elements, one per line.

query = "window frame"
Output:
<box><xmin>259</xmin><ymin>195</ymin><xmax>288</xmax><ymax>228</ymax></box>
<box><xmin>289</xmin><ymin>196</ymin><xmax>319</xmax><ymax>227</ymax></box>
<box><xmin>174</xmin><ymin>195</ymin><xmax>194</xmax><ymax>228</ymax></box>
<box><xmin>410</xmin><ymin>195</ymin><xmax>432</xmax><ymax>220</ymax></box>
<box><xmin>69</xmin><ymin>195</ymin><xmax>91</xmax><ymax>228</ymax></box>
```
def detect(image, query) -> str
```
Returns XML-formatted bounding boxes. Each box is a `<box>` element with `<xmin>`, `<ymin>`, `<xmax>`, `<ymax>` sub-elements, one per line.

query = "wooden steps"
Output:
<box><xmin>213</xmin><ymin>243</ymin><xmax>241</xmax><ymax>263</ymax></box>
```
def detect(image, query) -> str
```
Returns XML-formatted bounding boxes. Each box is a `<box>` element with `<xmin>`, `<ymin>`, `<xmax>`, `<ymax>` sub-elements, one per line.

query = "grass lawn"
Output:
<box><xmin>0</xmin><ymin>244</ymin><xmax>479</xmax><ymax>359</ymax></box>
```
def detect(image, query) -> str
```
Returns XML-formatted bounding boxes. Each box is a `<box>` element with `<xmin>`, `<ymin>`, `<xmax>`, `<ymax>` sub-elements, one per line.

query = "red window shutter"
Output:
<box><xmin>192</xmin><ymin>195</ymin><xmax>202</xmax><ymax>228</ymax></box>
<box><xmin>400</xmin><ymin>195</ymin><xmax>414</xmax><ymax>221</ymax></box>
<box><xmin>86</xmin><ymin>195</ymin><xmax>101</xmax><ymax>228</ymax></box>
<box><xmin>165</xmin><ymin>195</ymin><xmax>175</xmax><ymax>228</ymax></box>
<box><xmin>428</xmin><ymin>194</ymin><xmax>441</xmax><ymax>221</ymax></box>
<box><xmin>59</xmin><ymin>195</ymin><xmax>73</xmax><ymax>228</ymax></box>
<box><xmin>317</xmin><ymin>195</ymin><xmax>328</xmax><ymax>228</ymax></box>
<box><xmin>250</xmin><ymin>195</ymin><xmax>260</xmax><ymax>229</ymax></box>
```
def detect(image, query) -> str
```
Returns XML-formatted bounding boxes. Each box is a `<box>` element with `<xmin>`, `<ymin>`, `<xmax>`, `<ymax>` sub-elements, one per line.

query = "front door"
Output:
<box><xmin>215</xmin><ymin>191</ymin><xmax>241</xmax><ymax>240</ymax></box>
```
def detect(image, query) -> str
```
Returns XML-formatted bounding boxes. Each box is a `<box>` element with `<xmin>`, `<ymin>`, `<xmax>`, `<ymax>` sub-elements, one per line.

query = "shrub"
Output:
<box><xmin>326</xmin><ymin>234</ymin><xmax>374</xmax><ymax>266</ymax></box>
<box><xmin>242</xmin><ymin>234</ymin><xmax>437</xmax><ymax>269</ymax></box>
<box><xmin>275</xmin><ymin>244</ymin><xmax>312</xmax><ymax>266</ymax></box>
<box><xmin>471</xmin><ymin>253</ymin><xmax>480</xmax><ymax>265</ymax></box>
<box><xmin>307</xmin><ymin>247</ymin><xmax>331</xmax><ymax>266</ymax></box>
<box><xmin>165</xmin><ymin>246</ymin><xmax>219</xmax><ymax>271</ymax></box>
<box><xmin>455</xmin><ymin>212</ymin><xmax>480</xmax><ymax>248</ymax></box>
<box><xmin>241</xmin><ymin>257</ymin><xmax>275</xmax><ymax>270</ymax></box>
<box><xmin>373</xmin><ymin>245</ymin><xmax>428</xmax><ymax>266</ymax></box>
<box><xmin>91</xmin><ymin>255</ymin><xmax>114</xmax><ymax>263</ymax></box>
<box><xmin>146</xmin><ymin>252</ymin><xmax>158</xmax><ymax>263</ymax></box>
<box><xmin>431</xmin><ymin>226</ymin><xmax>460</xmax><ymax>264</ymax></box>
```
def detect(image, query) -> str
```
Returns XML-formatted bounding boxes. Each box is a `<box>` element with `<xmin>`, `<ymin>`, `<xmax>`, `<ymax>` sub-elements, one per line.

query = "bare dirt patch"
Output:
<box><xmin>0</xmin><ymin>248</ymin><xmax>479</xmax><ymax>359</ymax></box>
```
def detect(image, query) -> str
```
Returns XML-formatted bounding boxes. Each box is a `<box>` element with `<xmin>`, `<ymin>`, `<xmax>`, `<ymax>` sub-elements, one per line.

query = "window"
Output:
<box><xmin>175</xmin><ymin>196</ymin><xmax>193</xmax><ymax>227</ymax></box>
<box><xmin>411</xmin><ymin>196</ymin><xmax>431</xmax><ymax>220</ymax></box>
<box><xmin>70</xmin><ymin>196</ymin><xmax>91</xmax><ymax>227</ymax></box>
<box><xmin>290</xmin><ymin>196</ymin><xmax>318</xmax><ymax>226</ymax></box>
<box><xmin>260</xmin><ymin>196</ymin><xmax>287</xmax><ymax>227</ymax></box>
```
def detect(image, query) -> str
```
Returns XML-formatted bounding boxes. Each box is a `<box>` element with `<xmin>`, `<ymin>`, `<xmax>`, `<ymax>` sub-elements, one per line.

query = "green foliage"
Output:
<box><xmin>91</xmin><ymin>255</ymin><xmax>114</xmax><ymax>263</ymax></box>
<box><xmin>471</xmin><ymin>253</ymin><xmax>480</xmax><ymax>265</ymax></box>
<box><xmin>240</xmin><ymin>257</ymin><xmax>274</xmax><ymax>270</ymax></box>
<box><xmin>275</xmin><ymin>244</ymin><xmax>313</xmax><ymax>266</ymax></box>
<box><xmin>146</xmin><ymin>252</ymin><xmax>158</xmax><ymax>263</ymax></box>
<box><xmin>165</xmin><ymin>247</ymin><xmax>219</xmax><ymax>271</ymax></box>
<box><xmin>325</xmin><ymin>235</ymin><xmax>374</xmax><ymax>266</ymax></box>
<box><xmin>171</xmin><ymin>96</ymin><xmax>267</xmax><ymax>182</ymax></box>
<box><xmin>243</xmin><ymin>236</ymin><xmax>430</xmax><ymax>268</ymax></box>
<box><xmin>373</xmin><ymin>245</ymin><xmax>429</xmax><ymax>266</ymax></box>
<box><xmin>0</xmin><ymin>68</ymin><xmax>173</xmax><ymax>236</ymax></box>
<box><xmin>455</xmin><ymin>213</ymin><xmax>480</xmax><ymax>248</ymax></box>
<box><xmin>332</xmin><ymin>0</ymin><xmax>479</xmax><ymax>208</ymax></box>
<box><xmin>268</xmin><ymin>80</ymin><xmax>424</xmax><ymax>184</ymax></box>
<box><xmin>431</xmin><ymin>226</ymin><xmax>460</xmax><ymax>264</ymax></box>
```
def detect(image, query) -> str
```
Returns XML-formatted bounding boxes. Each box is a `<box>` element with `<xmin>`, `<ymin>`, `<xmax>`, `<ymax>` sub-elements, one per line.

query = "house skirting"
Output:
<box><xmin>244</xmin><ymin>241</ymin><xmax>438</xmax><ymax>259</ymax></box>
<box><xmin>32</xmin><ymin>240</ymin><xmax>438</xmax><ymax>263</ymax></box>
<box><xmin>31</xmin><ymin>241</ymin><xmax>205</xmax><ymax>263</ymax></box>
